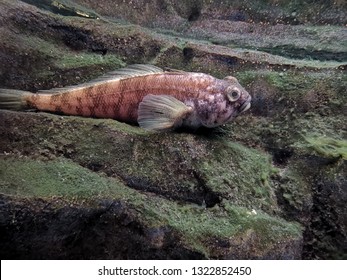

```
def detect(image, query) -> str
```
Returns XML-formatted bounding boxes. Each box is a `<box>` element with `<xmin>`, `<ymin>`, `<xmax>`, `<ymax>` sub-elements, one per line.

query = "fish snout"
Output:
<box><xmin>239</xmin><ymin>94</ymin><xmax>252</xmax><ymax>113</ymax></box>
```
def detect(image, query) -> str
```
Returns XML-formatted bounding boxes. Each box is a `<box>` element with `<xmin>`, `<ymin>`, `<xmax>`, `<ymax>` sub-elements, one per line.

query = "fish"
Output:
<box><xmin>0</xmin><ymin>64</ymin><xmax>251</xmax><ymax>131</ymax></box>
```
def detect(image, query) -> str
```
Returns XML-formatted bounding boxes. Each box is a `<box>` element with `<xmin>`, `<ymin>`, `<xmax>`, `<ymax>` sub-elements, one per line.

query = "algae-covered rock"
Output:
<box><xmin>0</xmin><ymin>111</ymin><xmax>303</xmax><ymax>259</ymax></box>
<box><xmin>0</xmin><ymin>0</ymin><xmax>346</xmax><ymax>259</ymax></box>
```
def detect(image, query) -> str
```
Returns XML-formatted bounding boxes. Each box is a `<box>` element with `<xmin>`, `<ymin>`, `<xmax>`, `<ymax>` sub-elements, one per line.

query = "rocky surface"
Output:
<box><xmin>0</xmin><ymin>0</ymin><xmax>346</xmax><ymax>259</ymax></box>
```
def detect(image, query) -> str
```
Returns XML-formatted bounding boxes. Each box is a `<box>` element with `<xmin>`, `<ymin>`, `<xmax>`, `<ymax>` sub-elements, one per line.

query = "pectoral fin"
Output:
<box><xmin>138</xmin><ymin>94</ymin><xmax>192</xmax><ymax>131</ymax></box>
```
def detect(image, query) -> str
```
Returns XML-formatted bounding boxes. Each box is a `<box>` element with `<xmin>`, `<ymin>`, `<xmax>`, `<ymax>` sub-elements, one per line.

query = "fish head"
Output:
<box><xmin>224</xmin><ymin>76</ymin><xmax>252</xmax><ymax>115</ymax></box>
<box><xmin>196</xmin><ymin>76</ymin><xmax>251</xmax><ymax>128</ymax></box>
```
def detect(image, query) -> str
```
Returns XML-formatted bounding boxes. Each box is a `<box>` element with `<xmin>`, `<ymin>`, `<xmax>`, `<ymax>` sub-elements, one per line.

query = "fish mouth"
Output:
<box><xmin>239</xmin><ymin>95</ymin><xmax>251</xmax><ymax>113</ymax></box>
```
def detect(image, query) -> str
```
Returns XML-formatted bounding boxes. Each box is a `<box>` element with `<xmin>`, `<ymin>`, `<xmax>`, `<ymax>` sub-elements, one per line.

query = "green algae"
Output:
<box><xmin>5</xmin><ymin>32</ymin><xmax>124</xmax><ymax>72</ymax></box>
<box><xmin>0</xmin><ymin>156</ymin><xmax>133</xmax><ymax>199</ymax></box>
<box><xmin>57</xmin><ymin>53</ymin><xmax>124</xmax><ymax>69</ymax></box>
<box><xmin>0</xmin><ymin>155</ymin><xmax>302</xmax><ymax>258</ymax></box>
<box><xmin>158</xmin><ymin>199</ymin><xmax>302</xmax><ymax>257</ymax></box>
<box><xmin>300</xmin><ymin>136</ymin><xmax>347</xmax><ymax>160</ymax></box>
<box><xmin>197</xmin><ymin>140</ymin><xmax>279</xmax><ymax>211</ymax></box>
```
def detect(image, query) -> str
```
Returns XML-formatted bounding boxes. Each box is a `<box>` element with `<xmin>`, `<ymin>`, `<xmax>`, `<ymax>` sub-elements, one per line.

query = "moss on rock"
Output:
<box><xmin>0</xmin><ymin>155</ymin><xmax>302</xmax><ymax>259</ymax></box>
<box><xmin>300</xmin><ymin>136</ymin><xmax>347</xmax><ymax>161</ymax></box>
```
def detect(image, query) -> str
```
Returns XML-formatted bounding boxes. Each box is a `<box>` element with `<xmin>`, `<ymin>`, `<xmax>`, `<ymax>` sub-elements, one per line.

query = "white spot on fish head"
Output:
<box><xmin>196</xmin><ymin>93</ymin><xmax>239</xmax><ymax>128</ymax></box>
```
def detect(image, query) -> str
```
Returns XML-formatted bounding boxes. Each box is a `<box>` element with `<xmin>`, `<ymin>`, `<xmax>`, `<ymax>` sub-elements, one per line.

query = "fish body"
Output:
<box><xmin>0</xmin><ymin>65</ymin><xmax>251</xmax><ymax>131</ymax></box>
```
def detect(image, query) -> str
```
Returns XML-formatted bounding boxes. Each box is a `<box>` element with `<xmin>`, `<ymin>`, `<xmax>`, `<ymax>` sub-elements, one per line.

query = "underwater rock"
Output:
<box><xmin>0</xmin><ymin>0</ymin><xmax>346</xmax><ymax>259</ymax></box>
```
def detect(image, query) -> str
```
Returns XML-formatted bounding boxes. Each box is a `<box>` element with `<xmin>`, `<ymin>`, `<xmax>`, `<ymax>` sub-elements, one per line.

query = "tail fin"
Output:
<box><xmin>0</xmin><ymin>89</ymin><xmax>31</xmax><ymax>111</ymax></box>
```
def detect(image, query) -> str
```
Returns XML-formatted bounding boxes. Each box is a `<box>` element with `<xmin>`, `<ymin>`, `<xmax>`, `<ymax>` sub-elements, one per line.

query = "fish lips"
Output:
<box><xmin>239</xmin><ymin>95</ymin><xmax>252</xmax><ymax>113</ymax></box>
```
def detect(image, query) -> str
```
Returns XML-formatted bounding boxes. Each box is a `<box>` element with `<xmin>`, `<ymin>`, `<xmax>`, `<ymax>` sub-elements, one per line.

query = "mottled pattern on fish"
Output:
<box><xmin>0</xmin><ymin>65</ymin><xmax>251</xmax><ymax>131</ymax></box>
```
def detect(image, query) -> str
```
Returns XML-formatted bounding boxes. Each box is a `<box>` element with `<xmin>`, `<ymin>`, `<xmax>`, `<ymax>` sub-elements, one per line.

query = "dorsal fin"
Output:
<box><xmin>38</xmin><ymin>64</ymin><xmax>164</xmax><ymax>94</ymax></box>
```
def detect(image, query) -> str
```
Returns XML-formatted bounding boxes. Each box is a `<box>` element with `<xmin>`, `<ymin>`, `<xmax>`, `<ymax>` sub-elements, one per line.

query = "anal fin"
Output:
<box><xmin>138</xmin><ymin>94</ymin><xmax>192</xmax><ymax>131</ymax></box>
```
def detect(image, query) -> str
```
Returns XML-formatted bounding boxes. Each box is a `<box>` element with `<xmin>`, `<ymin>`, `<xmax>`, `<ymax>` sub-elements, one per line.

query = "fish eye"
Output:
<box><xmin>227</xmin><ymin>88</ymin><xmax>241</xmax><ymax>102</ymax></box>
